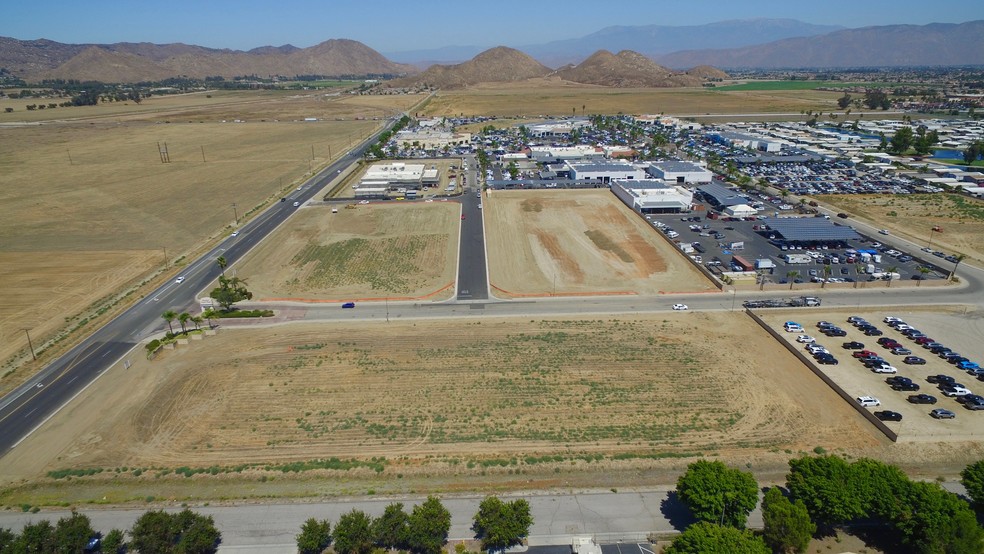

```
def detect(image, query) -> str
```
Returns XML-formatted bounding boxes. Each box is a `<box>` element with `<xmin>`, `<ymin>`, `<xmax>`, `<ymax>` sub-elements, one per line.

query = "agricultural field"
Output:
<box><xmin>817</xmin><ymin>193</ymin><xmax>984</xmax><ymax>263</ymax></box>
<box><xmin>484</xmin><ymin>190</ymin><xmax>716</xmax><ymax>296</ymax></box>
<box><xmin>421</xmin><ymin>80</ymin><xmax>846</xmax><ymax>119</ymax></box>
<box><xmin>713</xmin><ymin>80</ymin><xmax>918</xmax><ymax>92</ymax></box>
<box><xmin>0</xmin><ymin>90</ymin><xmax>424</xmax><ymax>385</ymax></box>
<box><xmin>236</xmin><ymin>202</ymin><xmax>459</xmax><ymax>301</ymax></box>
<box><xmin>0</xmin><ymin>313</ymin><xmax>885</xmax><ymax>504</ymax></box>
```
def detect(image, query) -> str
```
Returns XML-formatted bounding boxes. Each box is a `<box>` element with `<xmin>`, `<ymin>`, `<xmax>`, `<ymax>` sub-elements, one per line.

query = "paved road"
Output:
<box><xmin>456</xmin><ymin>158</ymin><xmax>489</xmax><ymax>301</ymax></box>
<box><xmin>0</xmin><ymin>117</ymin><xmax>400</xmax><ymax>456</ymax></box>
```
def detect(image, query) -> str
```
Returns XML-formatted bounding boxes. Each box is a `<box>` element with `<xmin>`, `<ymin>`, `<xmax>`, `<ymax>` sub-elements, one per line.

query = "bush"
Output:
<box><xmin>217</xmin><ymin>309</ymin><xmax>274</xmax><ymax>318</ymax></box>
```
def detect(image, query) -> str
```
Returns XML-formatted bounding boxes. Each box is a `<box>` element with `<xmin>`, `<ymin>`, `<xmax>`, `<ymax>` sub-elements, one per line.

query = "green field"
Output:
<box><xmin>714</xmin><ymin>80</ymin><xmax>917</xmax><ymax>91</ymax></box>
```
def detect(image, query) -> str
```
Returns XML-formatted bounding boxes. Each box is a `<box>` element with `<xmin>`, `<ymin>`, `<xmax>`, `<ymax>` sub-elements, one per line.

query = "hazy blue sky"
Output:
<box><xmin>4</xmin><ymin>0</ymin><xmax>981</xmax><ymax>52</ymax></box>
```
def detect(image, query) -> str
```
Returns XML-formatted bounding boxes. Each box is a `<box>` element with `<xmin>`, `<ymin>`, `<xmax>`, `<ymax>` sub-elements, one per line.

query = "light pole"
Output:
<box><xmin>927</xmin><ymin>227</ymin><xmax>937</xmax><ymax>250</ymax></box>
<box><xmin>22</xmin><ymin>328</ymin><xmax>36</xmax><ymax>361</ymax></box>
<box><xmin>731</xmin><ymin>286</ymin><xmax>737</xmax><ymax>311</ymax></box>
<box><xmin>232</xmin><ymin>203</ymin><xmax>239</xmax><ymax>225</ymax></box>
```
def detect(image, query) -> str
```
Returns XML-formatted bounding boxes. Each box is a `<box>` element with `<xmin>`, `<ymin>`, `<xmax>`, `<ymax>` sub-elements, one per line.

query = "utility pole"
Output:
<box><xmin>311</xmin><ymin>145</ymin><xmax>315</xmax><ymax>160</ymax></box>
<box><xmin>201</xmin><ymin>145</ymin><xmax>206</xmax><ymax>163</ymax></box>
<box><xmin>22</xmin><ymin>328</ymin><xmax>36</xmax><ymax>361</ymax></box>
<box><xmin>163</xmin><ymin>246</ymin><xmax>168</xmax><ymax>269</ymax></box>
<box><xmin>67</xmin><ymin>149</ymin><xmax>73</xmax><ymax>165</ymax></box>
<box><xmin>327</xmin><ymin>144</ymin><xmax>332</xmax><ymax>161</ymax></box>
<box><xmin>232</xmin><ymin>203</ymin><xmax>239</xmax><ymax>224</ymax></box>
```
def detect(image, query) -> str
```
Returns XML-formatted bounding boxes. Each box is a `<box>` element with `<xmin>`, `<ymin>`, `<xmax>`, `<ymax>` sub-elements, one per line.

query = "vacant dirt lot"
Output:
<box><xmin>421</xmin><ymin>81</ymin><xmax>844</xmax><ymax>118</ymax></box>
<box><xmin>817</xmin><ymin>193</ymin><xmax>984</xmax><ymax>264</ymax></box>
<box><xmin>485</xmin><ymin>190</ymin><xmax>716</xmax><ymax>296</ymax></box>
<box><xmin>0</xmin><ymin>90</ymin><xmax>423</xmax><ymax>379</ymax></box>
<box><xmin>0</xmin><ymin>313</ymin><xmax>881</xmax><ymax>493</ymax></box>
<box><xmin>237</xmin><ymin>201</ymin><xmax>459</xmax><ymax>301</ymax></box>
<box><xmin>759</xmin><ymin>305</ymin><xmax>984</xmax><ymax>442</ymax></box>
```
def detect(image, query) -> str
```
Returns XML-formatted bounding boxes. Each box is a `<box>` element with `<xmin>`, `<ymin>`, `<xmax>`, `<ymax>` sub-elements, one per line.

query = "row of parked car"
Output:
<box><xmin>855</xmin><ymin>316</ymin><xmax>982</xmax><ymax>421</ymax></box>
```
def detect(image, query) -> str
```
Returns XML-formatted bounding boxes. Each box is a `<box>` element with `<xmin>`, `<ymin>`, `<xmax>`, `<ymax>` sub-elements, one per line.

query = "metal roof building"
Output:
<box><xmin>696</xmin><ymin>183</ymin><xmax>750</xmax><ymax>208</ymax></box>
<box><xmin>760</xmin><ymin>217</ymin><xmax>862</xmax><ymax>243</ymax></box>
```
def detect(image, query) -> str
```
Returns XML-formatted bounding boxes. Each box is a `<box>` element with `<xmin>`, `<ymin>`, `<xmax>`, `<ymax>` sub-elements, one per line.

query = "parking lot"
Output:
<box><xmin>646</xmin><ymin>196</ymin><xmax>949</xmax><ymax>288</ymax></box>
<box><xmin>761</xmin><ymin>308</ymin><xmax>984</xmax><ymax>441</ymax></box>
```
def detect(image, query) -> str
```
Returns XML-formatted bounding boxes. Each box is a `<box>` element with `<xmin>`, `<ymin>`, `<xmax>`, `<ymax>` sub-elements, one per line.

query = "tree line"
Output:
<box><xmin>666</xmin><ymin>454</ymin><xmax>984</xmax><ymax>553</ymax></box>
<box><xmin>296</xmin><ymin>496</ymin><xmax>532</xmax><ymax>554</ymax></box>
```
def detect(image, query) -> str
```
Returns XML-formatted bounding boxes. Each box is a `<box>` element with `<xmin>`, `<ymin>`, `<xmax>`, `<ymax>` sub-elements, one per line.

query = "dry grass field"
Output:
<box><xmin>0</xmin><ymin>90</ymin><xmax>424</xmax><ymax>383</ymax></box>
<box><xmin>817</xmin><ymin>193</ymin><xmax>984</xmax><ymax>263</ymax></box>
<box><xmin>0</xmin><ymin>312</ymin><xmax>885</xmax><ymax>503</ymax></box>
<box><xmin>236</xmin><ymin>201</ymin><xmax>459</xmax><ymax>300</ymax></box>
<box><xmin>421</xmin><ymin>80</ymin><xmax>844</xmax><ymax>118</ymax></box>
<box><xmin>485</xmin><ymin>190</ymin><xmax>716</xmax><ymax>296</ymax></box>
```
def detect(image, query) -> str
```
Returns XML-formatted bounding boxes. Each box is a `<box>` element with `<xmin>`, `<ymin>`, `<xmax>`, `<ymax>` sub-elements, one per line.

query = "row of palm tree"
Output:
<box><xmin>161</xmin><ymin>309</ymin><xmax>218</xmax><ymax>336</ymax></box>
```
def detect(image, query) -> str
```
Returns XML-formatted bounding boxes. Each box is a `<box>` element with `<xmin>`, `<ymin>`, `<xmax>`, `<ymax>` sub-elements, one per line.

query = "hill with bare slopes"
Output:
<box><xmin>390</xmin><ymin>46</ymin><xmax>552</xmax><ymax>89</ymax></box>
<box><xmin>0</xmin><ymin>36</ymin><xmax>415</xmax><ymax>82</ymax></box>
<box><xmin>551</xmin><ymin>50</ymin><xmax>709</xmax><ymax>87</ymax></box>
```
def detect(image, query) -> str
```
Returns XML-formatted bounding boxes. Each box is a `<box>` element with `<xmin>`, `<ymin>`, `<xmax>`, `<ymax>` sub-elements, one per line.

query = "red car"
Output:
<box><xmin>460</xmin><ymin>214</ymin><xmax>466</xmax><ymax>220</ymax></box>
<box><xmin>853</xmin><ymin>350</ymin><xmax>878</xmax><ymax>359</ymax></box>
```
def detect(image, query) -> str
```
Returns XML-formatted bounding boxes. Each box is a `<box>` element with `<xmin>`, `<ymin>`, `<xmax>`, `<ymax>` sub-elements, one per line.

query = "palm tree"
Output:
<box><xmin>202</xmin><ymin>308</ymin><xmax>218</xmax><ymax>329</ymax></box>
<box><xmin>191</xmin><ymin>315</ymin><xmax>203</xmax><ymax>331</ymax></box>
<box><xmin>217</xmin><ymin>256</ymin><xmax>227</xmax><ymax>277</ymax></box>
<box><xmin>917</xmin><ymin>266</ymin><xmax>931</xmax><ymax>286</ymax></box>
<box><xmin>161</xmin><ymin>310</ymin><xmax>176</xmax><ymax>335</ymax></box>
<box><xmin>886</xmin><ymin>266</ymin><xmax>898</xmax><ymax>288</ymax></box>
<box><xmin>822</xmin><ymin>265</ymin><xmax>832</xmax><ymax>288</ymax></box>
<box><xmin>178</xmin><ymin>312</ymin><xmax>191</xmax><ymax>333</ymax></box>
<box><xmin>949</xmin><ymin>254</ymin><xmax>967</xmax><ymax>281</ymax></box>
<box><xmin>786</xmin><ymin>270</ymin><xmax>800</xmax><ymax>290</ymax></box>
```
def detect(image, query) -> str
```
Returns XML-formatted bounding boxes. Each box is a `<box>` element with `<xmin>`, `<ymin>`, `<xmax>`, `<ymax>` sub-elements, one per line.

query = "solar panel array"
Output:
<box><xmin>760</xmin><ymin>217</ymin><xmax>862</xmax><ymax>242</ymax></box>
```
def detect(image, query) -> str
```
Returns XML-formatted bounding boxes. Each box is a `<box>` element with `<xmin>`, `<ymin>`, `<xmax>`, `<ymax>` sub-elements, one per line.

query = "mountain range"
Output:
<box><xmin>0</xmin><ymin>19</ymin><xmax>981</xmax><ymax>85</ymax></box>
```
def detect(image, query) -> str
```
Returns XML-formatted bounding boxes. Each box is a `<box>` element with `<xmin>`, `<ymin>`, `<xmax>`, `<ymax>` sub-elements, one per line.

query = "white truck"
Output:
<box><xmin>784</xmin><ymin>253</ymin><xmax>812</xmax><ymax>264</ymax></box>
<box><xmin>755</xmin><ymin>258</ymin><xmax>776</xmax><ymax>270</ymax></box>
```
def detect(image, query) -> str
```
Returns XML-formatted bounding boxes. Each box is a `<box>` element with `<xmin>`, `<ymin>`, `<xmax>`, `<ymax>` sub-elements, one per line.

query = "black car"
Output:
<box><xmin>863</xmin><ymin>358</ymin><xmax>889</xmax><ymax>368</ymax></box>
<box><xmin>927</xmin><ymin>375</ymin><xmax>955</xmax><ymax>385</ymax></box>
<box><xmin>956</xmin><ymin>394</ymin><xmax>984</xmax><ymax>405</ymax></box>
<box><xmin>892</xmin><ymin>382</ymin><xmax>920</xmax><ymax>392</ymax></box>
<box><xmin>877</xmin><ymin>337</ymin><xmax>897</xmax><ymax>346</ymax></box>
<box><xmin>837</xmin><ymin>213</ymin><xmax>849</xmax><ymax>219</ymax></box>
<box><xmin>864</xmin><ymin>328</ymin><xmax>884</xmax><ymax>336</ymax></box>
<box><xmin>941</xmin><ymin>352</ymin><xmax>963</xmax><ymax>361</ymax></box>
<box><xmin>847</xmin><ymin>316</ymin><xmax>865</xmax><ymax>324</ymax></box>
<box><xmin>887</xmin><ymin>376</ymin><xmax>913</xmax><ymax>385</ymax></box>
<box><xmin>908</xmin><ymin>394</ymin><xmax>938</xmax><ymax>404</ymax></box>
<box><xmin>824</xmin><ymin>328</ymin><xmax>848</xmax><ymax>337</ymax></box>
<box><xmin>842</xmin><ymin>341</ymin><xmax>865</xmax><ymax>350</ymax></box>
<box><xmin>948</xmin><ymin>357</ymin><xmax>970</xmax><ymax>365</ymax></box>
<box><xmin>817</xmin><ymin>356</ymin><xmax>839</xmax><ymax>365</ymax></box>
<box><xmin>874</xmin><ymin>410</ymin><xmax>903</xmax><ymax>422</ymax></box>
<box><xmin>904</xmin><ymin>356</ymin><xmax>927</xmax><ymax>365</ymax></box>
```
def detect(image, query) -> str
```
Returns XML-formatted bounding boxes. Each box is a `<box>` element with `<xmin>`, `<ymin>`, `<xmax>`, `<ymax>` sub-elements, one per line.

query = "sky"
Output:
<box><xmin>4</xmin><ymin>0</ymin><xmax>982</xmax><ymax>53</ymax></box>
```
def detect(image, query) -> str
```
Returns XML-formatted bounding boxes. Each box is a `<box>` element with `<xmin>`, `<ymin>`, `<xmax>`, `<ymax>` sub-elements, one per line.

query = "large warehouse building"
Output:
<box><xmin>359</xmin><ymin>162</ymin><xmax>426</xmax><ymax>190</ymax></box>
<box><xmin>611</xmin><ymin>180</ymin><xmax>694</xmax><ymax>214</ymax></box>
<box><xmin>647</xmin><ymin>161</ymin><xmax>714</xmax><ymax>184</ymax></box>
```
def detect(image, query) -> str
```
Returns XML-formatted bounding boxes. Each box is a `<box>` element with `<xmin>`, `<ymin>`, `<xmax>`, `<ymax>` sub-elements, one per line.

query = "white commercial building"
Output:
<box><xmin>529</xmin><ymin>145</ymin><xmax>606</xmax><ymax>163</ymax></box>
<box><xmin>647</xmin><ymin>161</ymin><xmax>714</xmax><ymax>184</ymax></box>
<box><xmin>611</xmin><ymin>180</ymin><xmax>694</xmax><ymax>214</ymax></box>
<box><xmin>359</xmin><ymin>162</ymin><xmax>425</xmax><ymax>189</ymax></box>
<box><xmin>568</xmin><ymin>161</ymin><xmax>646</xmax><ymax>183</ymax></box>
<box><xmin>393</xmin><ymin>130</ymin><xmax>471</xmax><ymax>150</ymax></box>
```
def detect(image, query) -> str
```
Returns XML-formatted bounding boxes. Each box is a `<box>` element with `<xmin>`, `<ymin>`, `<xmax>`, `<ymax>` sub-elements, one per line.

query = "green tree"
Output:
<box><xmin>13</xmin><ymin>520</ymin><xmax>56</xmax><ymax>552</ymax></box>
<box><xmin>964</xmin><ymin>140</ymin><xmax>984</xmax><ymax>164</ymax></box>
<box><xmin>472</xmin><ymin>496</ymin><xmax>533</xmax><ymax>551</ymax></box>
<box><xmin>201</xmin><ymin>308</ymin><xmax>218</xmax><ymax>329</ymax></box>
<box><xmin>786</xmin><ymin>455</ymin><xmax>865</xmax><ymax>527</ymax></box>
<box><xmin>950</xmin><ymin>253</ymin><xmax>967</xmax><ymax>281</ymax></box>
<box><xmin>130</xmin><ymin>508</ymin><xmax>220</xmax><ymax>553</ymax></box>
<box><xmin>892</xmin><ymin>481</ymin><xmax>984</xmax><ymax>554</ymax></box>
<box><xmin>296</xmin><ymin>518</ymin><xmax>332</xmax><ymax>554</ymax></box>
<box><xmin>889</xmin><ymin>126</ymin><xmax>914</xmax><ymax>154</ymax></box>
<box><xmin>837</xmin><ymin>93</ymin><xmax>852</xmax><ymax>109</ymax></box>
<box><xmin>191</xmin><ymin>315</ymin><xmax>203</xmax><ymax>330</ymax></box>
<box><xmin>786</xmin><ymin>271</ymin><xmax>799</xmax><ymax>290</ymax></box>
<box><xmin>961</xmin><ymin>459</ymin><xmax>984</xmax><ymax>509</ymax></box>
<box><xmin>676</xmin><ymin>460</ymin><xmax>759</xmax><ymax>529</ymax></box>
<box><xmin>178</xmin><ymin>312</ymin><xmax>191</xmax><ymax>333</ymax></box>
<box><xmin>664</xmin><ymin>522</ymin><xmax>769</xmax><ymax>554</ymax></box>
<box><xmin>216</xmin><ymin>256</ymin><xmax>227</xmax><ymax>277</ymax></box>
<box><xmin>372</xmin><ymin>503</ymin><xmax>408</xmax><ymax>549</ymax></box>
<box><xmin>761</xmin><ymin>488</ymin><xmax>815</xmax><ymax>554</ymax></box>
<box><xmin>0</xmin><ymin>528</ymin><xmax>16</xmax><ymax>551</ymax></box>
<box><xmin>162</xmin><ymin>310</ymin><xmax>177</xmax><ymax>335</ymax></box>
<box><xmin>177</xmin><ymin>512</ymin><xmax>222</xmax><ymax>553</ymax></box>
<box><xmin>102</xmin><ymin>529</ymin><xmax>127</xmax><ymax>554</ymax></box>
<box><xmin>405</xmin><ymin>496</ymin><xmax>451</xmax><ymax>554</ymax></box>
<box><xmin>506</xmin><ymin>161</ymin><xmax>519</xmax><ymax>180</ymax></box>
<box><xmin>210</xmin><ymin>275</ymin><xmax>253</xmax><ymax>311</ymax></box>
<box><xmin>333</xmin><ymin>510</ymin><xmax>374</xmax><ymax>554</ymax></box>
<box><xmin>54</xmin><ymin>510</ymin><xmax>96</xmax><ymax>552</ymax></box>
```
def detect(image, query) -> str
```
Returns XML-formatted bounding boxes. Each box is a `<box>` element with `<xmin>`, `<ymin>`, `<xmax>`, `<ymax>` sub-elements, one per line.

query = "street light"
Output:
<box><xmin>927</xmin><ymin>226</ymin><xmax>938</xmax><ymax>250</ymax></box>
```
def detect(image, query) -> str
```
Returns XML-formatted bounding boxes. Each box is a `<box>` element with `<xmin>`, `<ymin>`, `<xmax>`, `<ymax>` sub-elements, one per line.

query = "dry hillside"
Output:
<box><xmin>0</xmin><ymin>36</ymin><xmax>415</xmax><ymax>82</ymax></box>
<box><xmin>391</xmin><ymin>46</ymin><xmax>552</xmax><ymax>90</ymax></box>
<box><xmin>551</xmin><ymin>49</ymin><xmax>704</xmax><ymax>87</ymax></box>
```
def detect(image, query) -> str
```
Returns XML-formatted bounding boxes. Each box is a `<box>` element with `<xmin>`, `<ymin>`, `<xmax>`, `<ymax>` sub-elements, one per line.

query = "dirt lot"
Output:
<box><xmin>0</xmin><ymin>312</ymin><xmax>884</xmax><ymax>502</ymax></box>
<box><xmin>484</xmin><ymin>190</ymin><xmax>716</xmax><ymax>296</ymax></box>
<box><xmin>236</xmin><ymin>201</ymin><xmax>459</xmax><ymax>301</ymax></box>
<box><xmin>0</xmin><ymin>90</ymin><xmax>423</xmax><ymax>382</ymax></box>
<box><xmin>817</xmin><ymin>193</ymin><xmax>984</xmax><ymax>264</ymax></box>
<box><xmin>759</xmin><ymin>305</ymin><xmax>984</xmax><ymax>442</ymax></box>
<box><xmin>421</xmin><ymin>81</ymin><xmax>844</xmax><ymax>118</ymax></box>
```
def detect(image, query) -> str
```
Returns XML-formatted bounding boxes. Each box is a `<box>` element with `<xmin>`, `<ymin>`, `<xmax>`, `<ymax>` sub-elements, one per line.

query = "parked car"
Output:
<box><xmin>853</xmin><ymin>350</ymin><xmax>878</xmax><ymax>359</ymax></box>
<box><xmin>864</xmin><ymin>328</ymin><xmax>884</xmax><ymax>336</ymax></box>
<box><xmin>927</xmin><ymin>374</ymin><xmax>956</xmax><ymax>385</ymax></box>
<box><xmin>871</xmin><ymin>365</ymin><xmax>898</xmax><ymax>374</ymax></box>
<box><xmin>942</xmin><ymin>386</ymin><xmax>972</xmax><ymax>397</ymax></box>
<box><xmin>856</xmin><ymin>396</ymin><xmax>881</xmax><ymax>407</ymax></box>
<box><xmin>904</xmin><ymin>356</ymin><xmax>927</xmax><ymax>365</ymax></box>
<box><xmin>842</xmin><ymin>341</ymin><xmax>865</xmax><ymax>350</ymax></box>
<box><xmin>908</xmin><ymin>394</ymin><xmax>938</xmax><ymax>404</ymax></box>
<box><xmin>796</xmin><ymin>335</ymin><xmax>816</xmax><ymax>343</ymax></box>
<box><xmin>892</xmin><ymin>382</ymin><xmax>920</xmax><ymax>391</ymax></box>
<box><xmin>891</xmin><ymin>347</ymin><xmax>913</xmax><ymax>356</ymax></box>
<box><xmin>824</xmin><ymin>328</ymin><xmax>848</xmax><ymax>337</ymax></box>
<box><xmin>930</xmin><ymin>408</ymin><xmax>956</xmax><ymax>419</ymax></box>
<box><xmin>958</xmin><ymin>361</ymin><xmax>981</xmax><ymax>371</ymax></box>
<box><xmin>874</xmin><ymin>410</ymin><xmax>903</xmax><ymax>422</ymax></box>
<box><xmin>877</xmin><ymin>337</ymin><xmax>898</xmax><ymax>346</ymax></box>
<box><xmin>816</xmin><ymin>355</ymin><xmax>839</xmax><ymax>365</ymax></box>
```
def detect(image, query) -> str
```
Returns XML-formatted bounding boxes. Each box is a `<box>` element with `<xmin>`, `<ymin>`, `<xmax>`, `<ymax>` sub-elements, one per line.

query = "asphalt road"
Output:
<box><xmin>456</xmin><ymin>157</ymin><xmax>489</xmax><ymax>301</ymax></box>
<box><xmin>0</xmin><ymin>118</ymin><xmax>400</xmax><ymax>456</ymax></box>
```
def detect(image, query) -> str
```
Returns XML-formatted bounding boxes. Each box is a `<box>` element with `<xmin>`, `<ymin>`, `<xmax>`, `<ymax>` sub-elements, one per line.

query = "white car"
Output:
<box><xmin>878</xmin><ymin>229</ymin><xmax>890</xmax><ymax>235</ymax></box>
<box><xmin>358</xmin><ymin>200</ymin><xmax>369</xmax><ymax>205</ymax></box>
<box><xmin>230</xmin><ymin>231</ymin><xmax>239</xmax><ymax>237</ymax></box>
<box><xmin>293</xmin><ymin>201</ymin><xmax>300</xmax><ymax>207</ymax></box>
<box><xmin>796</xmin><ymin>335</ymin><xmax>816</xmax><ymax>344</ymax></box>
<box><xmin>672</xmin><ymin>304</ymin><xmax>689</xmax><ymax>311</ymax></box>
<box><xmin>857</xmin><ymin>396</ymin><xmax>881</xmax><ymax>407</ymax></box>
<box><xmin>943</xmin><ymin>386</ymin><xmax>972</xmax><ymax>397</ymax></box>
<box><xmin>175</xmin><ymin>276</ymin><xmax>185</xmax><ymax>284</ymax></box>
<box><xmin>871</xmin><ymin>365</ymin><xmax>898</xmax><ymax>374</ymax></box>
